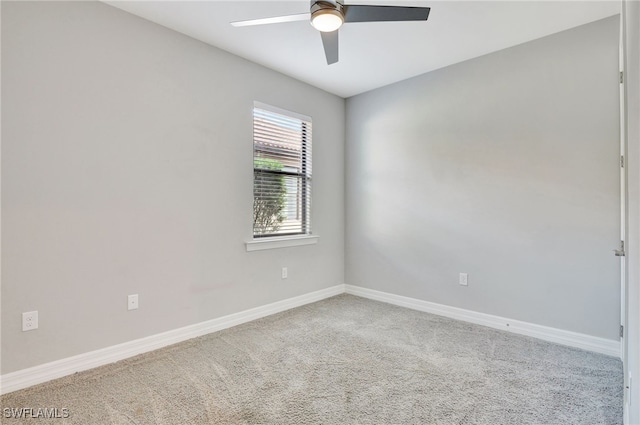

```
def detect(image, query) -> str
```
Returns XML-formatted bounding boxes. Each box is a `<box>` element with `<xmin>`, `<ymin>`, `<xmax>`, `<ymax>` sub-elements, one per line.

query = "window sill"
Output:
<box><xmin>245</xmin><ymin>235</ymin><xmax>319</xmax><ymax>252</ymax></box>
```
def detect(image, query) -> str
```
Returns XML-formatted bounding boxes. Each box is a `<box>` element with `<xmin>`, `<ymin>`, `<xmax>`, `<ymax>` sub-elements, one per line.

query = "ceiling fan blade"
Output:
<box><xmin>343</xmin><ymin>5</ymin><xmax>430</xmax><ymax>23</ymax></box>
<box><xmin>320</xmin><ymin>31</ymin><xmax>339</xmax><ymax>65</ymax></box>
<box><xmin>231</xmin><ymin>13</ymin><xmax>310</xmax><ymax>27</ymax></box>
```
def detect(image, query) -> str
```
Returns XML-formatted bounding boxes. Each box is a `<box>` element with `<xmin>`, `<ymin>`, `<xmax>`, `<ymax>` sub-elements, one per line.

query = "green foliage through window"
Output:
<box><xmin>253</xmin><ymin>158</ymin><xmax>287</xmax><ymax>235</ymax></box>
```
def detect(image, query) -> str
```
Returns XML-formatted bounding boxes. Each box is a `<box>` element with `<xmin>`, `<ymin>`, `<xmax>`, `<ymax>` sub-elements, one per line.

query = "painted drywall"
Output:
<box><xmin>1</xmin><ymin>1</ymin><xmax>345</xmax><ymax>374</ymax></box>
<box><xmin>346</xmin><ymin>16</ymin><xmax>621</xmax><ymax>341</ymax></box>
<box><xmin>624</xmin><ymin>0</ymin><xmax>640</xmax><ymax>422</ymax></box>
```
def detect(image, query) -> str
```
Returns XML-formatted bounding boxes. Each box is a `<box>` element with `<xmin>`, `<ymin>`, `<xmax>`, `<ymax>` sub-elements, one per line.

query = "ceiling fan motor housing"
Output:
<box><xmin>311</xmin><ymin>1</ymin><xmax>345</xmax><ymax>32</ymax></box>
<box><xmin>311</xmin><ymin>0</ymin><xmax>344</xmax><ymax>14</ymax></box>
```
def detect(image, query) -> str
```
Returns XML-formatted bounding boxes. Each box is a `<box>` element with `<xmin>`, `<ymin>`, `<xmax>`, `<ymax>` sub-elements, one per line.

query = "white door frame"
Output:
<box><xmin>620</xmin><ymin>2</ymin><xmax>627</xmax><ymax>361</ymax></box>
<box><xmin>619</xmin><ymin>2</ymin><xmax>630</xmax><ymax>422</ymax></box>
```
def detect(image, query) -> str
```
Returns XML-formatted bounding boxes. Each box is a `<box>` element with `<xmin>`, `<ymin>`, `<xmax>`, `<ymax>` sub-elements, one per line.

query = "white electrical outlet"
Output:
<box><xmin>282</xmin><ymin>267</ymin><xmax>288</xmax><ymax>279</ymax></box>
<box><xmin>459</xmin><ymin>273</ymin><xmax>468</xmax><ymax>286</ymax></box>
<box><xmin>128</xmin><ymin>294</ymin><xmax>139</xmax><ymax>311</ymax></box>
<box><xmin>22</xmin><ymin>311</ymin><xmax>38</xmax><ymax>331</ymax></box>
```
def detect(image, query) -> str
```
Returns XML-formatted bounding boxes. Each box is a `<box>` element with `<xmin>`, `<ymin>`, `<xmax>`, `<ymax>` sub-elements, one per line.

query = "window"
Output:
<box><xmin>252</xmin><ymin>102</ymin><xmax>312</xmax><ymax>238</ymax></box>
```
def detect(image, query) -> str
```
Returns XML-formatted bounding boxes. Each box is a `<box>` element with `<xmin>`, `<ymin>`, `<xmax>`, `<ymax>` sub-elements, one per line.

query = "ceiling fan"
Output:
<box><xmin>231</xmin><ymin>1</ymin><xmax>431</xmax><ymax>65</ymax></box>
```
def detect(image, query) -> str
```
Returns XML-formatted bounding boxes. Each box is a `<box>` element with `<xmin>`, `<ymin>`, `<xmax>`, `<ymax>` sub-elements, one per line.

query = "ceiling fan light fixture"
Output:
<box><xmin>311</xmin><ymin>9</ymin><xmax>344</xmax><ymax>32</ymax></box>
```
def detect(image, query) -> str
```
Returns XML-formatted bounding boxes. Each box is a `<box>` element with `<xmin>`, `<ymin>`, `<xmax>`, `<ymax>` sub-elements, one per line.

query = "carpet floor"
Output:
<box><xmin>1</xmin><ymin>294</ymin><xmax>623</xmax><ymax>424</ymax></box>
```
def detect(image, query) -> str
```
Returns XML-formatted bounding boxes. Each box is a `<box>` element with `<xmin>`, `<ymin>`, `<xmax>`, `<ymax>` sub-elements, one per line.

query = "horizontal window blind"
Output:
<box><xmin>253</xmin><ymin>104</ymin><xmax>312</xmax><ymax>238</ymax></box>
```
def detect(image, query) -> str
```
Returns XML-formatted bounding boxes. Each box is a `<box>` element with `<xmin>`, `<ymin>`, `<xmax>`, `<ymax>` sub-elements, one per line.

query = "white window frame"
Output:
<box><xmin>246</xmin><ymin>102</ymin><xmax>318</xmax><ymax>251</ymax></box>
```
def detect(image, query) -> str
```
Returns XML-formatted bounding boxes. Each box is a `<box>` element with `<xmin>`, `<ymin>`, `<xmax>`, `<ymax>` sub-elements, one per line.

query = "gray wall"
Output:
<box><xmin>346</xmin><ymin>16</ymin><xmax>621</xmax><ymax>340</ymax></box>
<box><xmin>1</xmin><ymin>1</ymin><xmax>345</xmax><ymax>374</ymax></box>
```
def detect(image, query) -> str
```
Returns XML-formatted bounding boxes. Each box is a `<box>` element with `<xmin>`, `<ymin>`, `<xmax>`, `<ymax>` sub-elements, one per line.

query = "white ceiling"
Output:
<box><xmin>105</xmin><ymin>1</ymin><xmax>620</xmax><ymax>98</ymax></box>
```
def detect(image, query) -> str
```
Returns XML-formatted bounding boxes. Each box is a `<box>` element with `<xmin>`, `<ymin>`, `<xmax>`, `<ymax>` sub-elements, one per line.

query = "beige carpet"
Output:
<box><xmin>1</xmin><ymin>294</ymin><xmax>622</xmax><ymax>424</ymax></box>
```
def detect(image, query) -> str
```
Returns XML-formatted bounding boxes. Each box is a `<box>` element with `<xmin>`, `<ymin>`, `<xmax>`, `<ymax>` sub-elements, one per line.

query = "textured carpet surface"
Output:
<box><xmin>1</xmin><ymin>294</ymin><xmax>622</xmax><ymax>424</ymax></box>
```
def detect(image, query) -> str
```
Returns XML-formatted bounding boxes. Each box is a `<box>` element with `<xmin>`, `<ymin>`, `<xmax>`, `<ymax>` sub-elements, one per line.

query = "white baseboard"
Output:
<box><xmin>1</xmin><ymin>283</ymin><xmax>620</xmax><ymax>395</ymax></box>
<box><xmin>344</xmin><ymin>285</ymin><xmax>620</xmax><ymax>358</ymax></box>
<box><xmin>0</xmin><ymin>284</ymin><xmax>345</xmax><ymax>395</ymax></box>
